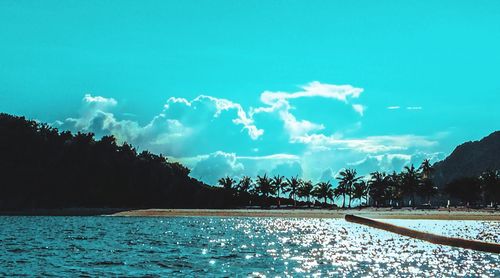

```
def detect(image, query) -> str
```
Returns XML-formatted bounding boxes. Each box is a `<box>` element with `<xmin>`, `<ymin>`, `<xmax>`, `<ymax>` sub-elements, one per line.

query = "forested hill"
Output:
<box><xmin>433</xmin><ymin>131</ymin><xmax>500</xmax><ymax>187</ymax></box>
<box><xmin>0</xmin><ymin>113</ymin><xmax>232</xmax><ymax>210</ymax></box>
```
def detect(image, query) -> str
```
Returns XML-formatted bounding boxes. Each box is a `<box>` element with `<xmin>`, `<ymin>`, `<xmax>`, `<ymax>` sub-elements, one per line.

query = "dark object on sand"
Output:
<box><xmin>345</xmin><ymin>214</ymin><xmax>500</xmax><ymax>254</ymax></box>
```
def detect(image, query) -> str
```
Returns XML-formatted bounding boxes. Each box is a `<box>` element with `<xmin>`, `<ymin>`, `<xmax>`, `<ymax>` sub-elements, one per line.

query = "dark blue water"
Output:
<box><xmin>0</xmin><ymin>216</ymin><xmax>498</xmax><ymax>277</ymax></box>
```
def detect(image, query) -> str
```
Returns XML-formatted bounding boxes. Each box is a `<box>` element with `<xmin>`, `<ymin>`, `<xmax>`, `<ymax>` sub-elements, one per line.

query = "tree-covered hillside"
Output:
<box><xmin>0</xmin><ymin>113</ymin><xmax>234</xmax><ymax>209</ymax></box>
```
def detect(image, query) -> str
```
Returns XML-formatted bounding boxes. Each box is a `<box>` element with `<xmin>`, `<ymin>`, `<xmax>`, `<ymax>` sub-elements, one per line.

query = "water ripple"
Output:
<box><xmin>0</xmin><ymin>216</ymin><xmax>498</xmax><ymax>276</ymax></box>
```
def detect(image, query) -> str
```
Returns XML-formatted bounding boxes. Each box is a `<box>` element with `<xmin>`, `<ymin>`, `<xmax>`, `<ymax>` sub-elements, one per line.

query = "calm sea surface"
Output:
<box><xmin>0</xmin><ymin>216</ymin><xmax>498</xmax><ymax>277</ymax></box>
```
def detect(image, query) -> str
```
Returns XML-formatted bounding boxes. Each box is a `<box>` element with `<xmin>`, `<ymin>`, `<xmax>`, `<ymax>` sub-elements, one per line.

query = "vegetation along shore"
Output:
<box><xmin>0</xmin><ymin>113</ymin><xmax>499</xmax><ymax>214</ymax></box>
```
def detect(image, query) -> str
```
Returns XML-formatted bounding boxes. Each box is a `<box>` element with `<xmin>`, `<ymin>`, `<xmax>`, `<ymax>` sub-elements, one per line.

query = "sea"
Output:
<box><xmin>0</xmin><ymin>216</ymin><xmax>498</xmax><ymax>277</ymax></box>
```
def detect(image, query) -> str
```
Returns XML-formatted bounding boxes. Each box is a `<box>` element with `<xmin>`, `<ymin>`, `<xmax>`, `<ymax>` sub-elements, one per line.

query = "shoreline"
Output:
<box><xmin>1</xmin><ymin>208</ymin><xmax>499</xmax><ymax>220</ymax></box>
<box><xmin>110</xmin><ymin>208</ymin><xmax>500</xmax><ymax>220</ymax></box>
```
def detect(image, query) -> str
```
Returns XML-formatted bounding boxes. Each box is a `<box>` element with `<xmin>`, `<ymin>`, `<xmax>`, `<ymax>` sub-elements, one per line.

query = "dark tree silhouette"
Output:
<box><xmin>400</xmin><ymin>165</ymin><xmax>421</xmax><ymax>207</ymax></box>
<box><xmin>352</xmin><ymin>180</ymin><xmax>368</xmax><ymax>207</ymax></box>
<box><xmin>336</xmin><ymin>169</ymin><xmax>361</xmax><ymax>208</ymax></box>
<box><xmin>0</xmin><ymin>113</ymin><xmax>236</xmax><ymax>210</ymax></box>
<box><xmin>3</xmin><ymin>113</ymin><xmax>494</xmax><ymax>211</ymax></box>
<box><xmin>237</xmin><ymin>176</ymin><xmax>253</xmax><ymax>194</ymax></box>
<box><xmin>298</xmin><ymin>180</ymin><xmax>314</xmax><ymax>207</ymax></box>
<box><xmin>418</xmin><ymin>160</ymin><xmax>437</xmax><ymax>204</ymax></box>
<box><xmin>313</xmin><ymin>181</ymin><xmax>333</xmax><ymax>206</ymax></box>
<box><xmin>271</xmin><ymin>175</ymin><xmax>286</xmax><ymax>208</ymax></box>
<box><xmin>479</xmin><ymin>170</ymin><xmax>500</xmax><ymax>206</ymax></box>
<box><xmin>218</xmin><ymin>176</ymin><xmax>236</xmax><ymax>190</ymax></box>
<box><xmin>368</xmin><ymin>171</ymin><xmax>388</xmax><ymax>207</ymax></box>
<box><xmin>285</xmin><ymin>176</ymin><xmax>301</xmax><ymax>207</ymax></box>
<box><xmin>255</xmin><ymin>174</ymin><xmax>275</xmax><ymax>207</ymax></box>
<box><xmin>445</xmin><ymin>177</ymin><xmax>482</xmax><ymax>206</ymax></box>
<box><xmin>334</xmin><ymin>183</ymin><xmax>347</xmax><ymax>208</ymax></box>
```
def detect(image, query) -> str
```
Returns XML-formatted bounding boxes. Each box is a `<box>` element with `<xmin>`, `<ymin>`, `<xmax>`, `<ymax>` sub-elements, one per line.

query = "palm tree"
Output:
<box><xmin>368</xmin><ymin>171</ymin><xmax>388</xmax><ymax>207</ymax></box>
<box><xmin>418</xmin><ymin>159</ymin><xmax>437</xmax><ymax>204</ymax></box>
<box><xmin>336</xmin><ymin>169</ymin><xmax>362</xmax><ymax>208</ymax></box>
<box><xmin>352</xmin><ymin>180</ymin><xmax>368</xmax><ymax>207</ymax></box>
<box><xmin>333</xmin><ymin>184</ymin><xmax>344</xmax><ymax>207</ymax></box>
<box><xmin>298</xmin><ymin>180</ymin><xmax>314</xmax><ymax>207</ymax></box>
<box><xmin>237</xmin><ymin>176</ymin><xmax>253</xmax><ymax>206</ymax></box>
<box><xmin>387</xmin><ymin>171</ymin><xmax>403</xmax><ymax>207</ymax></box>
<box><xmin>218</xmin><ymin>176</ymin><xmax>236</xmax><ymax>190</ymax></box>
<box><xmin>327</xmin><ymin>188</ymin><xmax>336</xmax><ymax>206</ymax></box>
<box><xmin>272</xmin><ymin>175</ymin><xmax>286</xmax><ymax>208</ymax></box>
<box><xmin>237</xmin><ymin>176</ymin><xmax>253</xmax><ymax>194</ymax></box>
<box><xmin>237</xmin><ymin>176</ymin><xmax>253</xmax><ymax>193</ymax></box>
<box><xmin>313</xmin><ymin>181</ymin><xmax>333</xmax><ymax>206</ymax></box>
<box><xmin>479</xmin><ymin>170</ymin><xmax>500</xmax><ymax>206</ymax></box>
<box><xmin>445</xmin><ymin>177</ymin><xmax>481</xmax><ymax>206</ymax></box>
<box><xmin>419</xmin><ymin>159</ymin><xmax>433</xmax><ymax>179</ymax></box>
<box><xmin>400</xmin><ymin>165</ymin><xmax>420</xmax><ymax>206</ymax></box>
<box><xmin>256</xmin><ymin>174</ymin><xmax>275</xmax><ymax>207</ymax></box>
<box><xmin>285</xmin><ymin>176</ymin><xmax>302</xmax><ymax>207</ymax></box>
<box><xmin>334</xmin><ymin>182</ymin><xmax>348</xmax><ymax>208</ymax></box>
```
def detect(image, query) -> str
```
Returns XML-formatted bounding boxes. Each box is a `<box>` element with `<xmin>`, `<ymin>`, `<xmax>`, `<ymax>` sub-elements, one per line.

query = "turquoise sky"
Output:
<box><xmin>1</xmin><ymin>0</ymin><xmax>499</xmax><ymax>184</ymax></box>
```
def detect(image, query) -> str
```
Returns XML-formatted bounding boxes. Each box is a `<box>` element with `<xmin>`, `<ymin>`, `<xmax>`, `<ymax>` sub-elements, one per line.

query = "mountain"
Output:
<box><xmin>433</xmin><ymin>131</ymin><xmax>500</xmax><ymax>187</ymax></box>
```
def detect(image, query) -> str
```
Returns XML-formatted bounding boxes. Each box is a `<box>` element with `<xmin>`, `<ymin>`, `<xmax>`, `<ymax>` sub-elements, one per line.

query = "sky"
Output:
<box><xmin>1</xmin><ymin>0</ymin><xmax>499</xmax><ymax>185</ymax></box>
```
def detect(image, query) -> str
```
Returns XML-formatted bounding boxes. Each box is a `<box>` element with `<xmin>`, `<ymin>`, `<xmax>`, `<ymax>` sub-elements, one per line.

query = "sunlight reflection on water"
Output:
<box><xmin>0</xmin><ymin>216</ymin><xmax>498</xmax><ymax>276</ymax></box>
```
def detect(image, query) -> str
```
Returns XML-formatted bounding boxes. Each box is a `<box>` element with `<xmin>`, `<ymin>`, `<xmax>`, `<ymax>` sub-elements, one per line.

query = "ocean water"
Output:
<box><xmin>0</xmin><ymin>216</ymin><xmax>498</xmax><ymax>277</ymax></box>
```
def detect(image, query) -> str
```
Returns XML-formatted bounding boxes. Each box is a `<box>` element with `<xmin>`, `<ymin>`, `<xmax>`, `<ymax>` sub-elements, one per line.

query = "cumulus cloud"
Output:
<box><xmin>347</xmin><ymin>151</ymin><xmax>446</xmax><ymax>177</ymax></box>
<box><xmin>348</xmin><ymin>154</ymin><xmax>412</xmax><ymax>175</ymax></box>
<box><xmin>190</xmin><ymin>151</ymin><xmax>244</xmax><ymax>185</ymax></box>
<box><xmin>57</xmin><ymin>93</ymin><xmax>267</xmax><ymax>156</ymax></box>
<box><xmin>319</xmin><ymin>168</ymin><xmax>336</xmax><ymax>182</ymax></box>
<box><xmin>164</xmin><ymin>95</ymin><xmax>263</xmax><ymax>140</ymax></box>
<box><xmin>62</xmin><ymin>94</ymin><xmax>119</xmax><ymax>132</ymax></box>
<box><xmin>270</xmin><ymin>161</ymin><xmax>303</xmax><ymax>178</ymax></box>
<box><xmin>52</xmin><ymin>82</ymin><xmax>445</xmax><ymax>184</ymax></box>
<box><xmin>251</xmin><ymin>81</ymin><xmax>364</xmax><ymax>140</ymax></box>
<box><xmin>187</xmin><ymin>151</ymin><xmax>303</xmax><ymax>185</ymax></box>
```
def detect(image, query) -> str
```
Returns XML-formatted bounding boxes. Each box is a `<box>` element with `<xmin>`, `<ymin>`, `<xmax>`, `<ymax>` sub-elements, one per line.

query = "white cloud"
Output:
<box><xmin>387</xmin><ymin>106</ymin><xmax>422</xmax><ymax>111</ymax></box>
<box><xmin>186</xmin><ymin>151</ymin><xmax>304</xmax><ymax>184</ymax></box>
<box><xmin>190</xmin><ymin>151</ymin><xmax>245</xmax><ymax>185</ymax></box>
<box><xmin>260</xmin><ymin>81</ymin><xmax>363</xmax><ymax>105</ymax></box>
<box><xmin>292</xmin><ymin>134</ymin><xmax>437</xmax><ymax>153</ymax></box>
<box><xmin>280</xmin><ymin>109</ymin><xmax>325</xmax><ymax>138</ymax></box>
<box><xmin>83</xmin><ymin>94</ymin><xmax>117</xmax><ymax>106</ymax></box>
<box><xmin>352</xmin><ymin>104</ymin><xmax>365</xmax><ymax>116</ymax></box>
<box><xmin>347</xmin><ymin>151</ymin><xmax>446</xmax><ymax>177</ymax></box>
<box><xmin>237</xmin><ymin>154</ymin><xmax>300</xmax><ymax>160</ymax></box>
<box><xmin>348</xmin><ymin>154</ymin><xmax>412</xmax><ymax>175</ymax></box>
<box><xmin>251</xmin><ymin>81</ymin><xmax>364</xmax><ymax>140</ymax></box>
<box><xmin>164</xmin><ymin>95</ymin><xmax>263</xmax><ymax>140</ymax></box>
<box><xmin>57</xmin><ymin>93</ymin><xmax>269</xmax><ymax>156</ymax></box>
<box><xmin>52</xmin><ymin>83</ymin><xmax>444</xmax><ymax>185</ymax></box>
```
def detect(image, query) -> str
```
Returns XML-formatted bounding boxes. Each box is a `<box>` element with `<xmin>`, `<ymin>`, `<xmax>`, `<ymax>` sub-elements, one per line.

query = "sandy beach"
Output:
<box><xmin>110</xmin><ymin>208</ymin><xmax>500</xmax><ymax>221</ymax></box>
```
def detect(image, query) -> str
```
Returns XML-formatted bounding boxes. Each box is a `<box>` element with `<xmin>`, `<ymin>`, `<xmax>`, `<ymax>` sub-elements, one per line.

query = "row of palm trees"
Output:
<box><xmin>444</xmin><ymin>170</ymin><xmax>500</xmax><ymax>206</ymax></box>
<box><xmin>217</xmin><ymin>159</ymin><xmax>439</xmax><ymax>208</ymax></box>
<box><xmin>367</xmin><ymin>160</ymin><xmax>437</xmax><ymax>207</ymax></box>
